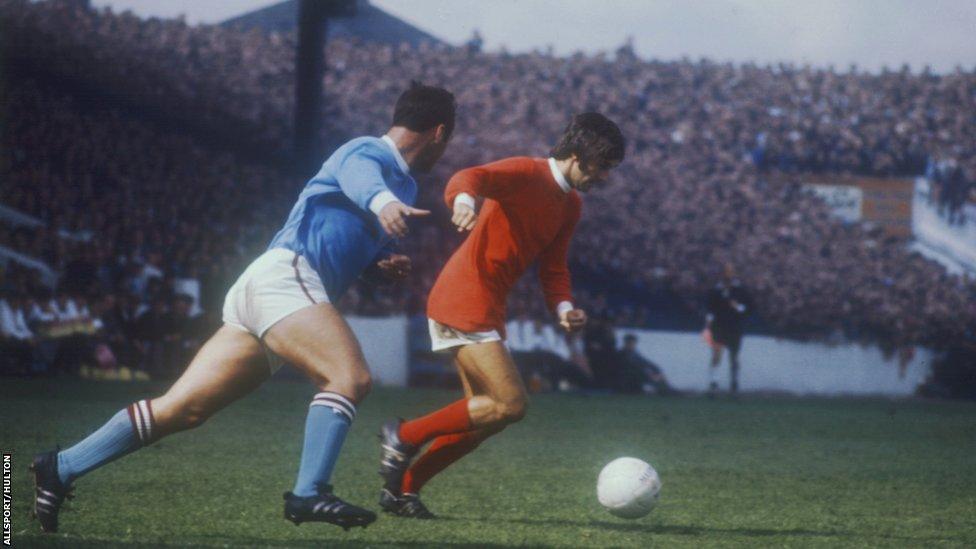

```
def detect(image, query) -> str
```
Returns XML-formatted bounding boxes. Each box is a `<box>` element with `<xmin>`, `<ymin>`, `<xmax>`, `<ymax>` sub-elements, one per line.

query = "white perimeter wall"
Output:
<box><xmin>346</xmin><ymin>316</ymin><xmax>408</xmax><ymax>387</ymax></box>
<box><xmin>345</xmin><ymin>316</ymin><xmax>935</xmax><ymax>395</ymax></box>
<box><xmin>912</xmin><ymin>178</ymin><xmax>976</xmax><ymax>275</ymax></box>
<box><xmin>616</xmin><ymin>330</ymin><xmax>934</xmax><ymax>396</ymax></box>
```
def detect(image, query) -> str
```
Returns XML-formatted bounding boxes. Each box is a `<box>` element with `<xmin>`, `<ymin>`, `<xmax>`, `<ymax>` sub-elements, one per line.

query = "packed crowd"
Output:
<box><xmin>328</xmin><ymin>42</ymin><xmax>976</xmax><ymax>349</ymax></box>
<box><xmin>0</xmin><ymin>262</ymin><xmax>206</xmax><ymax>377</ymax></box>
<box><xmin>2</xmin><ymin>0</ymin><xmax>976</xmax><ymax>375</ymax></box>
<box><xmin>1</xmin><ymin>0</ymin><xmax>295</xmax><ymax>150</ymax></box>
<box><xmin>0</xmin><ymin>78</ymin><xmax>290</xmax><ymax>376</ymax></box>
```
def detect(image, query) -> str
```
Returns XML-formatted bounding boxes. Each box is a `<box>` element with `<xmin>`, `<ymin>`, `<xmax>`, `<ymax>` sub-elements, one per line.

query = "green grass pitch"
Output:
<box><xmin>3</xmin><ymin>378</ymin><xmax>975</xmax><ymax>547</ymax></box>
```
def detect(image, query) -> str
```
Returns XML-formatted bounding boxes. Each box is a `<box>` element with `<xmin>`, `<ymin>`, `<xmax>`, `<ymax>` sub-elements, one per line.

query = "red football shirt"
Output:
<box><xmin>427</xmin><ymin>157</ymin><xmax>580</xmax><ymax>333</ymax></box>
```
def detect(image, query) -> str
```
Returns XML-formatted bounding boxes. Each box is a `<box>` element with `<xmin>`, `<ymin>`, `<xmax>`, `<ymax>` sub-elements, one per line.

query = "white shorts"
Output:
<box><xmin>428</xmin><ymin>318</ymin><xmax>502</xmax><ymax>352</ymax></box>
<box><xmin>222</xmin><ymin>248</ymin><xmax>330</xmax><ymax>371</ymax></box>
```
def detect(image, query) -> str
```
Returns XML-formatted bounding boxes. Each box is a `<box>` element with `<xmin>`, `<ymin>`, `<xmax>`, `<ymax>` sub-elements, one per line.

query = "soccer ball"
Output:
<box><xmin>597</xmin><ymin>457</ymin><xmax>661</xmax><ymax>518</ymax></box>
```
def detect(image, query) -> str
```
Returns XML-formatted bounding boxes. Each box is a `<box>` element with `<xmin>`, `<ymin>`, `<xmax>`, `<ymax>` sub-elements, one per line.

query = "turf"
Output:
<box><xmin>2</xmin><ymin>379</ymin><xmax>975</xmax><ymax>548</ymax></box>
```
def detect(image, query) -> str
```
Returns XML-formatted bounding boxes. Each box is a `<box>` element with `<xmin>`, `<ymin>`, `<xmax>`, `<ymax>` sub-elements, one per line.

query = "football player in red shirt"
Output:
<box><xmin>378</xmin><ymin>113</ymin><xmax>625</xmax><ymax>517</ymax></box>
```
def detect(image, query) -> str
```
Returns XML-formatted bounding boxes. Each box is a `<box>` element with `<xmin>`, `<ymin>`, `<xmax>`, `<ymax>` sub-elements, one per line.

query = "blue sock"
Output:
<box><xmin>57</xmin><ymin>400</ymin><xmax>156</xmax><ymax>485</ymax></box>
<box><xmin>292</xmin><ymin>392</ymin><xmax>356</xmax><ymax>497</ymax></box>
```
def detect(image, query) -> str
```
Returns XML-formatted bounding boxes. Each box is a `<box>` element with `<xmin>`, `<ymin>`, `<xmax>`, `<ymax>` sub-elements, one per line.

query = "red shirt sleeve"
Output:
<box><xmin>538</xmin><ymin>194</ymin><xmax>581</xmax><ymax>314</ymax></box>
<box><xmin>444</xmin><ymin>157</ymin><xmax>535</xmax><ymax>208</ymax></box>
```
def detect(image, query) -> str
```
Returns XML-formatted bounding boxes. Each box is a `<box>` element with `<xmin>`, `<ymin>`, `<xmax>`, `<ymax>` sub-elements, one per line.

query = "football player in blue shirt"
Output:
<box><xmin>31</xmin><ymin>82</ymin><xmax>456</xmax><ymax>532</ymax></box>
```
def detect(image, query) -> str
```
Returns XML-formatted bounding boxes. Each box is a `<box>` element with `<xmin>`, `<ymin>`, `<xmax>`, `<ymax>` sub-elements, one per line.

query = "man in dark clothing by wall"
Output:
<box><xmin>619</xmin><ymin>334</ymin><xmax>679</xmax><ymax>395</ymax></box>
<box><xmin>704</xmin><ymin>264</ymin><xmax>753</xmax><ymax>395</ymax></box>
<box><xmin>583</xmin><ymin>316</ymin><xmax>617</xmax><ymax>390</ymax></box>
<box><xmin>165</xmin><ymin>293</ymin><xmax>206</xmax><ymax>372</ymax></box>
<box><xmin>134</xmin><ymin>294</ymin><xmax>173</xmax><ymax>377</ymax></box>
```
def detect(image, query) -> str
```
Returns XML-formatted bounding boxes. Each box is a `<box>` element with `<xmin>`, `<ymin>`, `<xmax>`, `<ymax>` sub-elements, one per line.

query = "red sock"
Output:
<box><xmin>398</xmin><ymin>398</ymin><xmax>472</xmax><ymax>447</ymax></box>
<box><xmin>401</xmin><ymin>431</ymin><xmax>482</xmax><ymax>494</ymax></box>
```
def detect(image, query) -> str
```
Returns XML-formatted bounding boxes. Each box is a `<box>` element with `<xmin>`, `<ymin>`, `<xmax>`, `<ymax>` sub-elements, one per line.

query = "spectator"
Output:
<box><xmin>704</xmin><ymin>264</ymin><xmax>753</xmax><ymax>395</ymax></box>
<box><xmin>1</xmin><ymin>291</ymin><xmax>40</xmax><ymax>374</ymax></box>
<box><xmin>133</xmin><ymin>294</ymin><xmax>173</xmax><ymax>378</ymax></box>
<box><xmin>584</xmin><ymin>316</ymin><xmax>618</xmax><ymax>390</ymax></box>
<box><xmin>165</xmin><ymin>293</ymin><xmax>205</xmax><ymax>369</ymax></box>
<box><xmin>507</xmin><ymin>316</ymin><xmax>591</xmax><ymax>391</ymax></box>
<box><xmin>618</xmin><ymin>334</ymin><xmax>679</xmax><ymax>395</ymax></box>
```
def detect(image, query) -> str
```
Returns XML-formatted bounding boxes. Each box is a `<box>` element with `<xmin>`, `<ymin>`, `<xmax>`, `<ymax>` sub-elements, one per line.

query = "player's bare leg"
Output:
<box><xmin>263</xmin><ymin>302</ymin><xmax>377</xmax><ymax>529</ymax></box>
<box><xmin>455</xmin><ymin>362</ymin><xmax>508</xmax><ymax>440</ymax></box>
<box><xmin>386</xmin><ymin>340</ymin><xmax>526</xmax><ymax>449</ymax></box>
<box><xmin>32</xmin><ymin>326</ymin><xmax>268</xmax><ymax>533</ymax></box>
<box><xmin>151</xmin><ymin>326</ymin><xmax>271</xmax><ymax>435</ymax></box>
<box><xmin>263</xmin><ymin>302</ymin><xmax>372</xmax><ymax>400</ymax></box>
<box><xmin>454</xmin><ymin>341</ymin><xmax>529</xmax><ymax>428</ymax></box>
<box><xmin>380</xmin><ymin>349</ymin><xmax>508</xmax><ymax>518</ymax></box>
<box><xmin>377</xmin><ymin>355</ymin><xmax>485</xmax><ymax>502</ymax></box>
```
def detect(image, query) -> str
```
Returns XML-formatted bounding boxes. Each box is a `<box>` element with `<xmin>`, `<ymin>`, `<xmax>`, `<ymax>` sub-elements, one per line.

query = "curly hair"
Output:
<box><xmin>550</xmin><ymin>112</ymin><xmax>625</xmax><ymax>170</ymax></box>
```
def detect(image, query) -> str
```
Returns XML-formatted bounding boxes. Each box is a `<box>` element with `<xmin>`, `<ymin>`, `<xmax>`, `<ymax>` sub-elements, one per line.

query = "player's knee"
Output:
<box><xmin>352</xmin><ymin>369</ymin><xmax>372</xmax><ymax>399</ymax></box>
<box><xmin>321</xmin><ymin>367</ymin><xmax>371</xmax><ymax>402</ymax></box>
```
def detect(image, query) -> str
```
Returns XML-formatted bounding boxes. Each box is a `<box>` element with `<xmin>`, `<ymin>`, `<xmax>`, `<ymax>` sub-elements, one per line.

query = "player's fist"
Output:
<box><xmin>560</xmin><ymin>308</ymin><xmax>588</xmax><ymax>332</ymax></box>
<box><xmin>452</xmin><ymin>202</ymin><xmax>478</xmax><ymax>232</ymax></box>
<box><xmin>379</xmin><ymin>202</ymin><xmax>430</xmax><ymax>237</ymax></box>
<box><xmin>376</xmin><ymin>254</ymin><xmax>412</xmax><ymax>282</ymax></box>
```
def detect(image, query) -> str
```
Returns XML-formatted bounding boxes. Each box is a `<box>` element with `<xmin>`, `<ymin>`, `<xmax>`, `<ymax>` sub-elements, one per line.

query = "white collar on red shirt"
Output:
<box><xmin>547</xmin><ymin>157</ymin><xmax>571</xmax><ymax>193</ymax></box>
<box><xmin>381</xmin><ymin>135</ymin><xmax>411</xmax><ymax>174</ymax></box>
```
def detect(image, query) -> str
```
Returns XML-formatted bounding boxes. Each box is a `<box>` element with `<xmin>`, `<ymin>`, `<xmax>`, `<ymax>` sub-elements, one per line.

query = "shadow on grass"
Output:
<box><xmin>20</xmin><ymin>534</ymin><xmax>519</xmax><ymax>549</ymax></box>
<box><xmin>446</xmin><ymin>515</ymin><xmax>956</xmax><ymax>544</ymax></box>
<box><xmin>189</xmin><ymin>536</ymin><xmax>526</xmax><ymax>548</ymax></box>
<box><xmin>18</xmin><ymin>520</ymin><xmax>961</xmax><ymax>548</ymax></box>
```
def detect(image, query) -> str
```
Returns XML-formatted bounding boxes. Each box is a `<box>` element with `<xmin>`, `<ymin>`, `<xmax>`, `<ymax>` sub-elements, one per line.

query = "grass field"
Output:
<box><xmin>3</xmin><ymin>379</ymin><xmax>975</xmax><ymax>548</ymax></box>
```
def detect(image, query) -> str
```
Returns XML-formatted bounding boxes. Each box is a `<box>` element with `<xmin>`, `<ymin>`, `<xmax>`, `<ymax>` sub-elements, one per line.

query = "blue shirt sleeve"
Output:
<box><xmin>335</xmin><ymin>149</ymin><xmax>391</xmax><ymax>212</ymax></box>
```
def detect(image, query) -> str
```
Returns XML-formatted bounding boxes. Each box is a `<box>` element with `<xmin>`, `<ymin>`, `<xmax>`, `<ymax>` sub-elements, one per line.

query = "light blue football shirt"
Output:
<box><xmin>268</xmin><ymin>135</ymin><xmax>416</xmax><ymax>301</ymax></box>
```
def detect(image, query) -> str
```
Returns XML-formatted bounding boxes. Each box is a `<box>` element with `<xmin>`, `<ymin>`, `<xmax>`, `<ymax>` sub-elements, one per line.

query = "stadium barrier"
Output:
<box><xmin>0</xmin><ymin>202</ymin><xmax>93</xmax><ymax>242</ymax></box>
<box><xmin>911</xmin><ymin>178</ymin><xmax>976</xmax><ymax>275</ymax></box>
<box><xmin>346</xmin><ymin>315</ymin><xmax>408</xmax><ymax>387</ymax></box>
<box><xmin>0</xmin><ymin>202</ymin><xmax>45</xmax><ymax>229</ymax></box>
<box><xmin>0</xmin><ymin>243</ymin><xmax>58</xmax><ymax>286</ymax></box>
<box><xmin>616</xmin><ymin>330</ymin><xmax>933</xmax><ymax>396</ymax></box>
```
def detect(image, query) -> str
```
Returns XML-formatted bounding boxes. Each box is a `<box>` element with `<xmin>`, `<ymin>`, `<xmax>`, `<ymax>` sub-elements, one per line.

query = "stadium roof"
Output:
<box><xmin>221</xmin><ymin>0</ymin><xmax>444</xmax><ymax>47</ymax></box>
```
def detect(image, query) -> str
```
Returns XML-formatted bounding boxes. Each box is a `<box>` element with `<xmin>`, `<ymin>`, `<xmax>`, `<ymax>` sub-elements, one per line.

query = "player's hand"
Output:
<box><xmin>559</xmin><ymin>308</ymin><xmax>588</xmax><ymax>332</ymax></box>
<box><xmin>452</xmin><ymin>202</ymin><xmax>478</xmax><ymax>232</ymax></box>
<box><xmin>376</xmin><ymin>254</ymin><xmax>412</xmax><ymax>282</ymax></box>
<box><xmin>702</xmin><ymin>327</ymin><xmax>719</xmax><ymax>350</ymax></box>
<box><xmin>379</xmin><ymin>202</ymin><xmax>430</xmax><ymax>237</ymax></box>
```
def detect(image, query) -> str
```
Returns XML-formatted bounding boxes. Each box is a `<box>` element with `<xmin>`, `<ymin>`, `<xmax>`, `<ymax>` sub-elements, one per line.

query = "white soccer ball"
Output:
<box><xmin>597</xmin><ymin>457</ymin><xmax>661</xmax><ymax>519</ymax></box>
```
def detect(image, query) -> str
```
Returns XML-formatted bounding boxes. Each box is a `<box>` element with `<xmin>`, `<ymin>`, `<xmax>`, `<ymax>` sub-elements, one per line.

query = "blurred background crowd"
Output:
<box><xmin>1</xmin><ymin>0</ymin><xmax>974</xmax><ymax>388</ymax></box>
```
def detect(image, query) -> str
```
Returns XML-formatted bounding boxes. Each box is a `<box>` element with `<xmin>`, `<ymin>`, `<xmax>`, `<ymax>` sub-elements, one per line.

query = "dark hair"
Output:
<box><xmin>550</xmin><ymin>112</ymin><xmax>626</xmax><ymax>170</ymax></box>
<box><xmin>392</xmin><ymin>81</ymin><xmax>456</xmax><ymax>138</ymax></box>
